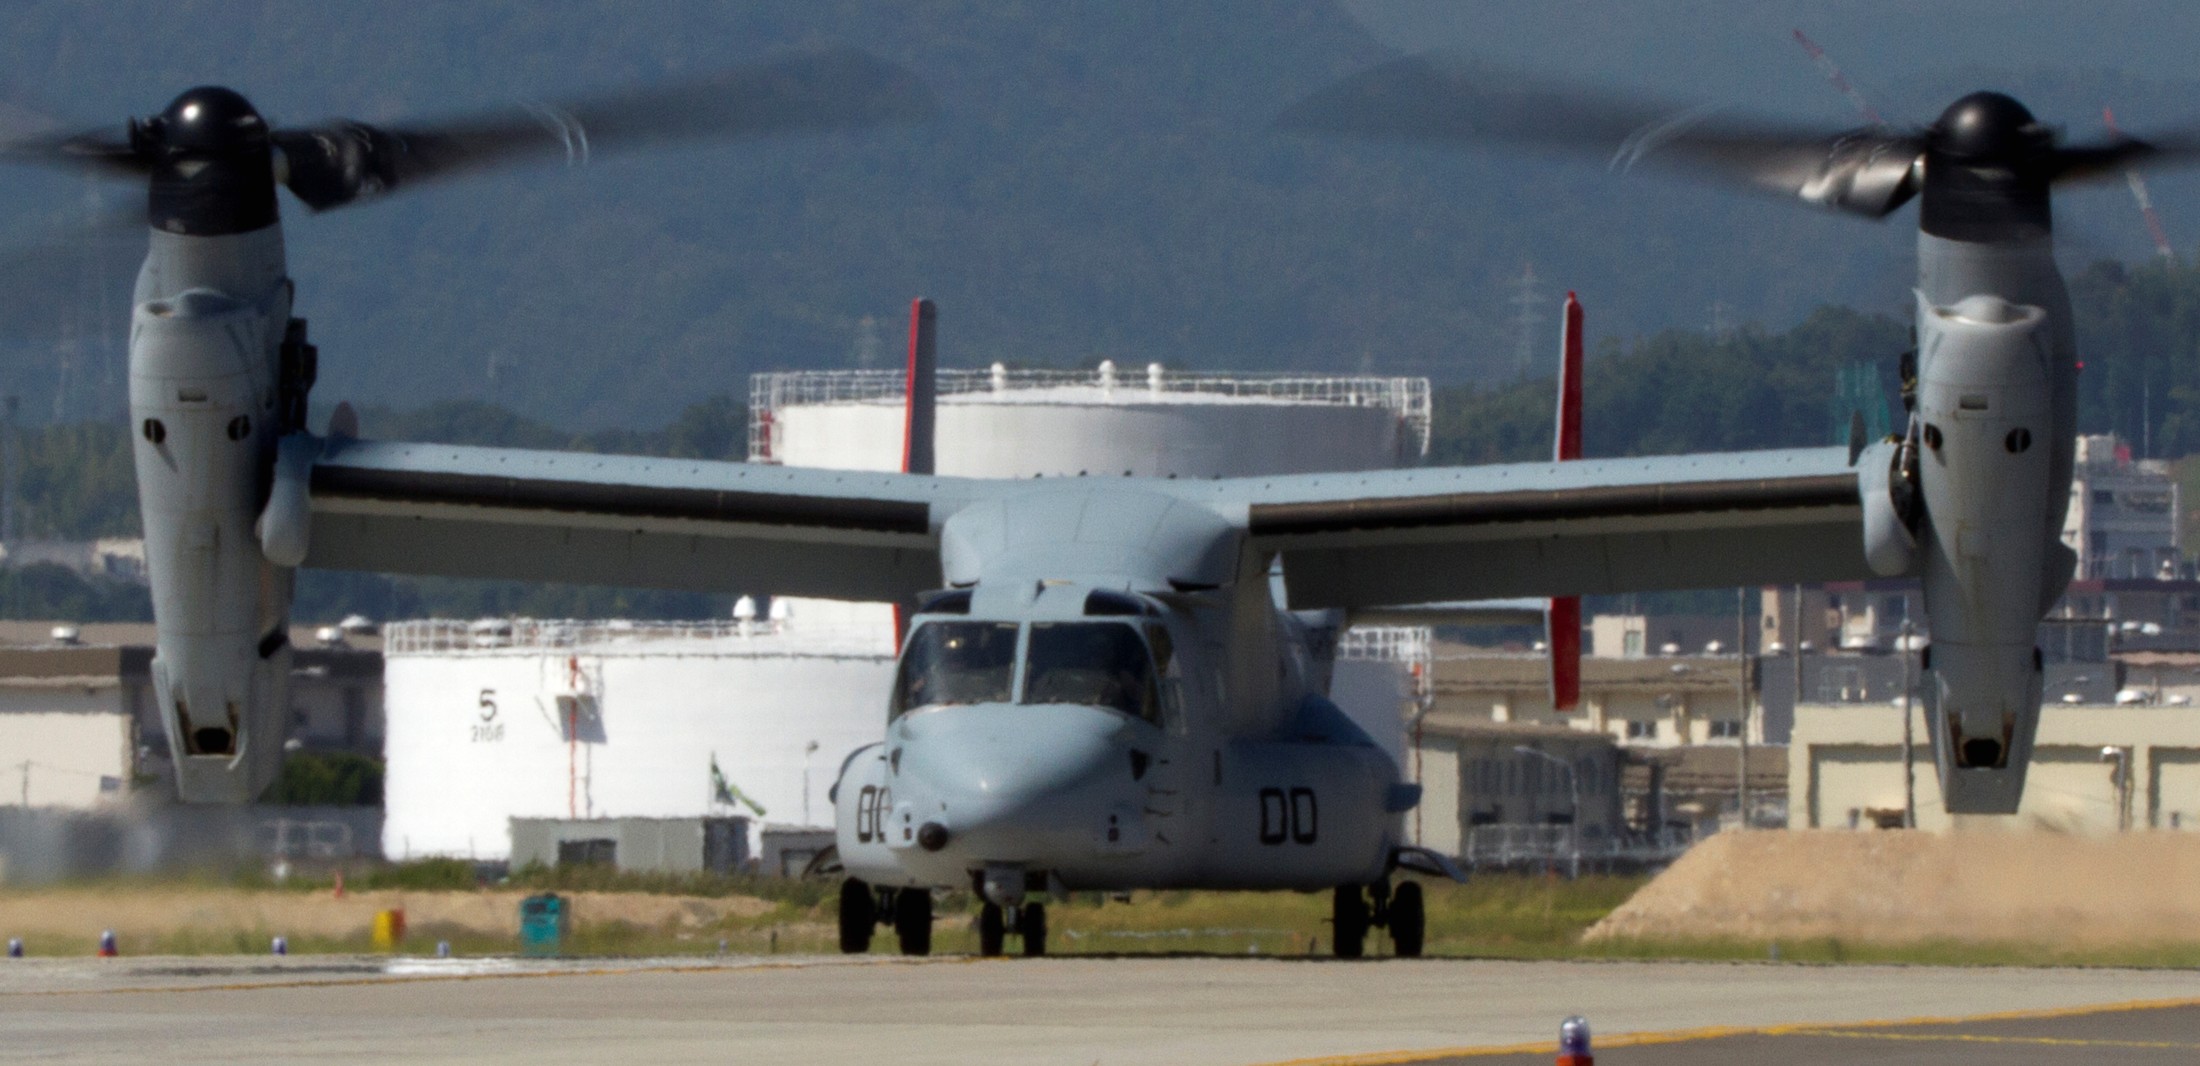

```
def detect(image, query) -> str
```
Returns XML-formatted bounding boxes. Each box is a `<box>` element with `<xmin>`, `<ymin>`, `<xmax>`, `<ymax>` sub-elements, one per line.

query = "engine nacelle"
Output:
<box><xmin>130</xmin><ymin>284</ymin><xmax>293</xmax><ymax>803</ymax></box>
<box><xmin>1913</xmin><ymin>293</ymin><xmax>2063</xmax><ymax>814</ymax></box>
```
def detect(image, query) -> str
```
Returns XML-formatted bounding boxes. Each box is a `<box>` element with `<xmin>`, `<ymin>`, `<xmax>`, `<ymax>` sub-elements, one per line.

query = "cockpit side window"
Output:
<box><xmin>1023</xmin><ymin>622</ymin><xmax>1159</xmax><ymax>724</ymax></box>
<box><xmin>891</xmin><ymin>621</ymin><xmax>1020</xmax><ymax>718</ymax></box>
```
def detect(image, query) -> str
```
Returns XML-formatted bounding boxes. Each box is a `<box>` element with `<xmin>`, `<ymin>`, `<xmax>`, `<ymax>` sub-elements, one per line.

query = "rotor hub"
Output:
<box><xmin>1931</xmin><ymin>92</ymin><xmax>2048</xmax><ymax>164</ymax></box>
<box><xmin>144</xmin><ymin>86</ymin><xmax>269</xmax><ymax>156</ymax></box>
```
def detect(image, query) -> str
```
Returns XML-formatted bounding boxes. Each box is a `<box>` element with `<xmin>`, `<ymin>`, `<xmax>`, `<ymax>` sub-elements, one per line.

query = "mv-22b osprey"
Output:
<box><xmin>7</xmin><ymin>47</ymin><xmax>2185</xmax><ymax>958</ymax></box>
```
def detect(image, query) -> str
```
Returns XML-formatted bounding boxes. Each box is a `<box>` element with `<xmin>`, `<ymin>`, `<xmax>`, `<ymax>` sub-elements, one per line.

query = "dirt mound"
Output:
<box><xmin>1586</xmin><ymin>830</ymin><xmax>2200</xmax><ymax>948</ymax></box>
<box><xmin>0</xmin><ymin>887</ymin><xmax>773</xmax><ymax>943</ymax></box>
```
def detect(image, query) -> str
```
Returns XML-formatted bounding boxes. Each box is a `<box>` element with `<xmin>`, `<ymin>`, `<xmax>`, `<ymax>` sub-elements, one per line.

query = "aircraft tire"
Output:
<box><xmin>979</xmin><ymin>903</ymin><xmax>1006</xmax><ymax>957</ymax></box>
<box><xmin>838</xmin><ymin>878</ymin><xmax>874</xmax><ymax>954</ymax></box>
<box><xmin>894</xmin><ymin>888</ymin><xmax>933</xmax><ymax>956</ymax></box>
<box><xmin>1389</xmin><ymin>882</ymin><xmax>1425</xmax><ymax>959</ymax></box>
<box><xmin>1331</xmin><ymin>886</ymin><xmax>1367</xmax><ymax>959</ymax></box>
<box><xmin>1019</xmin><ymin>903</ymin><xmax>1047</xmax><ymax>957</ymax></box>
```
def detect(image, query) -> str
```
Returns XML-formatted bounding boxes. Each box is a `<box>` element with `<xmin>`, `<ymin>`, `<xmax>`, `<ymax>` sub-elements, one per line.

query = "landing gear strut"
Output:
<box><xmin>1332</xmin><ymin>879</ymin><xmax>1425</xmax><ymax>959</ymax></box>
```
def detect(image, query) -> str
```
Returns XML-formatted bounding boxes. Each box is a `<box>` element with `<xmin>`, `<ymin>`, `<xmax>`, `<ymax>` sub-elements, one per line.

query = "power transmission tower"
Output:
<box><xmin>852</xmin><ymin>315</ymin><xmax>882</xmax><ymax>370</ymax></box>
<box><xmin>1510</xmin><ymin>263</ymin><xmax>1545</xmax><ymax>378</ymax></box>
<box><xmin>1</xmin><ymin>394</ymin><xmax>16</xmax><ymax>545</ymax></box>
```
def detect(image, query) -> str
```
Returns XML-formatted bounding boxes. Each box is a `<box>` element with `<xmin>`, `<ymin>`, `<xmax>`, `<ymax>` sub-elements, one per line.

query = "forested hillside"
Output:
<box><xmin>2</xmin><ymin>2</ymin><xmax>2195</xmax><ymax>430</ymax></box>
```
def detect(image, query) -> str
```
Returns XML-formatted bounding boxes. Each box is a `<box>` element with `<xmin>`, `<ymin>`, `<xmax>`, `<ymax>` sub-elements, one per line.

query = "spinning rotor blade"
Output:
<box><xmin>274</xmin><ymin>46</ymin><xmax>937</xmax><ymax>211</ymax></box>
<box><xmin>1278</xmin><ymin>54</ymin><xmax>1925</xmax><ymax>218</ymax></box>
<box><xmin>0</xmin><ymin>126</ymin><xmax>146</xmax><ymax>178</ymax></box>
<box><xmin>1283</xmin><ymin>55</ymin><xmax>2200</xmax><ymax>221</ymax></box>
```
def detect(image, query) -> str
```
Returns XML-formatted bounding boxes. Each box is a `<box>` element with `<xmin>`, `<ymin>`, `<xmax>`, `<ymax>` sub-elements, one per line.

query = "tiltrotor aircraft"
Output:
<box><xmin>1285</xmin><ymin>56</ymin><xmax>2200</xmax><ymax>817</ymax></box>
<box><xmin>6</xmin><ymin>47</ymin><xmax>2185</xmax><ymax>958</ymax></box>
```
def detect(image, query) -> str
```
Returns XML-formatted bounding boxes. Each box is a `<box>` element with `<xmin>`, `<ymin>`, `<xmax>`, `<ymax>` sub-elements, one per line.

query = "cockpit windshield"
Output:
<box><xmin>891</xmin><ymin>621</ymin><xmax>1019</xmax><ymax>717</ymax></box>
<box><xmin>1023</xmin><ymin>622</ymin><xmax>1159</xmax><ymax>724</ymax></box>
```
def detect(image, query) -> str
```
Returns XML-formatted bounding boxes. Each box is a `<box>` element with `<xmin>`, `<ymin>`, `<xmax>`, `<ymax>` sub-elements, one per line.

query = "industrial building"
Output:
<box><xmin>380</xmin><ymin>365</ymin><xmax>1436</xmax><ymax>865</ymax></box>
<box><xmin>2063</xmin><ymin>433</ymin><xmax>2181</xmax><ymax>581</ymax></box>
<box><xmin>0</xmin><ymin>621</ymin><xmax>385</xmax><ymax>881</ymax></box>
<box><xmin>0</xmin><ymin>621</ymin><xmax>383</xmax><ymax>808</ymax></box>
<box><xmin>1788</xmin><ymin>697</ymin><xmax>2200</xmax><ymax>833</ymax></box>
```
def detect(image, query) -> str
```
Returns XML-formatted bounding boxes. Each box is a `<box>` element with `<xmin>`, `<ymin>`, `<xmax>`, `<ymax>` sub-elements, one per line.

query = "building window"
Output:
<box><xmin>2093</xmin><ymin>489</ymin><xmax>2115</xmax><ymax>508</ymax></box>
<box><xmin>1708</xmin><ymin>719</ymin><xmax>1742</xmax><ymax>739</ymax></box>
<box><xmin>1625</xmin><ymin>719</ymin><xmax>1655</xmax><ymax>739</ymax></box>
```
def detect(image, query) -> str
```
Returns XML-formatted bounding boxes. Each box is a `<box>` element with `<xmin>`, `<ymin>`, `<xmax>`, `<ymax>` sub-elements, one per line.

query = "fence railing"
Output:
<box><xmin>1461</xmin><ymin>823</ymin><xmax>1699</xmax><ymax>876</ymax></box>
<box><xmin>383</xmin><ymin>618</ymin><xmax>890</xmax><ymax>657</ymax></box>
<box><xmin>1338</xmin><ymin>624</ymin><xmax>1433</xmax><ymax>700</ymax></box>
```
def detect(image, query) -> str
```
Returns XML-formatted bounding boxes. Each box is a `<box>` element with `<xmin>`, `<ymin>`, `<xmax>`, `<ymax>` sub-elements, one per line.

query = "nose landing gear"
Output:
<box><xmin>977</xmin><ymin>901</ymin><xmax>1049</xmax><ymax>957</ymax></box>
<box><xmin>838</xmin><ymin>878</ymin><xmax>935</xmax><ymax>956</ymax></box>
<box><xmin>1331</xmin><ymin>879</ymin><xmax>1425</xmax><ymax>959</ymax></box>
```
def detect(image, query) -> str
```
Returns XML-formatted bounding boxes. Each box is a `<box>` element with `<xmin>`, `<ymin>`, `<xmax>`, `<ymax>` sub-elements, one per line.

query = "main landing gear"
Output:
<box><xmin>1331</xmin><ymin>879</ymin><xmax>1424</xmax><ymax>959</ymax></box>
<box><xmin>839</xmin><ymin>878</ymin><xmax>935</xmax><ymax>956</ymax></box>
<box><xmin>977</xmin><ymin>901</ymin><xmax>1048</xmax><ymax>957</ymax></box>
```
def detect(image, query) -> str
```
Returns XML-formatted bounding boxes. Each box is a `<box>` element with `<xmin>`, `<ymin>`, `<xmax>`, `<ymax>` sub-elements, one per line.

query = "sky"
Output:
<box><xmin>1344</xmin><ymin>0</ymin><xmax>2200</xmax><ymax>121</ymax></box>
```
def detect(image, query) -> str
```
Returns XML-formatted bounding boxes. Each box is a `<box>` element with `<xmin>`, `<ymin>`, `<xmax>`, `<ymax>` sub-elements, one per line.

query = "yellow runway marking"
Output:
<box><xmin>1260</xmin><ymin>994</ymin><xmax>2200</xmax><ymax>1065</ymax></box>
<box><xmin>1795</xmin><ymin>1028</ymin><xmax>2200</xmax><ymax>1050</ymax></box>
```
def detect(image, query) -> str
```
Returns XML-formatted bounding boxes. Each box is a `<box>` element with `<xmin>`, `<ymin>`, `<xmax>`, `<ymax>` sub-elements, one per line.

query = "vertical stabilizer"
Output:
<box><xmin>895</xmin><ymin>298</ymin><xmax>939</xmax><ymax>649</ymax></box>
<box><xmin>902</xmin><ymin>298</ymin><xmax>938</xmax><ymax>476</ymax></box>
<box><xmin>1550</xmin><ymin>292</ymin><xmax>1584</xmax><ymax>711</ymax></box>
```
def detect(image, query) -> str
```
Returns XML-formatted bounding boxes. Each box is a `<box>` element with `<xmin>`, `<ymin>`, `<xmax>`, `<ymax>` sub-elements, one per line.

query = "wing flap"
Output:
<box><xmin>299</xmin><ymin>439</ymin><xmax>958</xmax><ymax>602</ymax></box>
<box><xmin>1220</xmin><ymin>448</ymin><xmax>1873</xmax><ymax>609</ymax></box>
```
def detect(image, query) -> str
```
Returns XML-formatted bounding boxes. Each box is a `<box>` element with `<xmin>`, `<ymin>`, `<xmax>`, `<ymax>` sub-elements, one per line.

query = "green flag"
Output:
<box><xmin>709</xmin><ymin>755</ymin><xmax>767</xmax><ymax>817</ymax></box>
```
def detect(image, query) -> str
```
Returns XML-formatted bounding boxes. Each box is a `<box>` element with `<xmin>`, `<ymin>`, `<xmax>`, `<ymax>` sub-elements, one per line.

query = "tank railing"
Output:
<box><xmin>383</xmin><ymin>617</ymin><xmax>891</xmax><ymax>656</ymax></box>
<box><xmin>1338</xmin><ymin>625</ymin><xmax>1433</xmax><ymax>701</ymax></box>
<box><xmin>748</xmin><ymin>368</ymin><xmax>1432</xmax><ymax>462</ymax></box>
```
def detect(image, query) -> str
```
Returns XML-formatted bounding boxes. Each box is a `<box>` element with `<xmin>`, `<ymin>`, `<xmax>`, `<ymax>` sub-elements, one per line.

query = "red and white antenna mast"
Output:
<box><xmin>1791</xmin><ymin>30</ymin><xmax>1885</xmax><ymax>128</ymax></box>
<box><xmin>2104</xmin><ymin>107</ymin><xmax>2175</xmax><ymax>261</ymax></box>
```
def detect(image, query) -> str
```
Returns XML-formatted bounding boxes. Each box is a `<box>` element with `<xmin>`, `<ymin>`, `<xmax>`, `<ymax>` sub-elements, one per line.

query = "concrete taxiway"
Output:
<box><xmin>1</xmin><ymin>954</ymin><xmax>2194</xmax><ymax>1064</ymax></box>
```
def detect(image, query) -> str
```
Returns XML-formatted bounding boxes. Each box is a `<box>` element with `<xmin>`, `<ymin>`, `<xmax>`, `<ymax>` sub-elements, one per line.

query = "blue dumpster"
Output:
<box><xmin>519</xmin><ymin>894</ymin><xmax>567</xmax><ymax>957</ymax></box>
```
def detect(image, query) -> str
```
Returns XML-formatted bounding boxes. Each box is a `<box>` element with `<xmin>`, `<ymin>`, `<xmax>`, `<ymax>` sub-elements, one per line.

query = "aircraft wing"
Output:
<box><xmin>298</xmin><ymin>438</ymin><xmax>974</xmax><ymax>603</ymax></box>
<box><xmin>1212</xmin><ymin>446</ymin><xmax>1879</xmax><ymax>610</ymax></box>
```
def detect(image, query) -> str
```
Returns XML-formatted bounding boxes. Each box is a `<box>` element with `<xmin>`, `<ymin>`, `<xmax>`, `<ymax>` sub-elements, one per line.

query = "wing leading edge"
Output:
<box><xmin>299</xmin><ymin>438</ymin><xmax>976</xmax><ymax>603</ymax></box>
<box><xmin>1211</xmin><ymin>447</ymin><xmax>1878</xmax><ymax>610</ymax></box>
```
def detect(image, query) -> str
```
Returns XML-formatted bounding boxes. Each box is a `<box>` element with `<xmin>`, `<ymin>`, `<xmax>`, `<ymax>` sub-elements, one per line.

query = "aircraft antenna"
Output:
<box><xmin>2104</xmin><ymin>107</ymin><xmax>2175</xmax><ymax>260</ymax></box>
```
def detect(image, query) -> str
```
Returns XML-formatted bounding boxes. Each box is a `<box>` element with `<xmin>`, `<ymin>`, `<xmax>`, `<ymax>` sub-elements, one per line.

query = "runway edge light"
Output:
<box><xmin>1557</xmin><ymin>1015</ymin><xmax>1591</xmax><ymax>1066</ymax></box>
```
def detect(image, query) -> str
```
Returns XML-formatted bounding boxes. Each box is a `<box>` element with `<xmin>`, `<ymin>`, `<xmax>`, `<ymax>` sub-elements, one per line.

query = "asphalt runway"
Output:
<box><xmin>1</xmin><ymin>953</ymin><xmax>2194</xmax><ymax>1064</ymax></box>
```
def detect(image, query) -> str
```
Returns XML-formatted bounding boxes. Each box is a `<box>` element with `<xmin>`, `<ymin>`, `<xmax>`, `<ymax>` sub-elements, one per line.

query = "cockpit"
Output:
<box><xmin>891</xmin><ymin>619</ymin><xmax>1169</xmax><ymax>725</ymax></box>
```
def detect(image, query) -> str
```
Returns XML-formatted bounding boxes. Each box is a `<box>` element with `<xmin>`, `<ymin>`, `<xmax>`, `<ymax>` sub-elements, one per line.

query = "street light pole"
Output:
<box><xmin>1735</xmin><ymin>587</ymin><xmax>1749</xmax><ymax>831</ymax></box>
<box><xmin>2100</xmin><ymin>746</ymin><xmax>2132</xmax><ymax>832</ymax></box>
<box><xmin>1901</xmin><ymin>620</ymin><xmax>1916</xmax><ymax>829</ymax></box>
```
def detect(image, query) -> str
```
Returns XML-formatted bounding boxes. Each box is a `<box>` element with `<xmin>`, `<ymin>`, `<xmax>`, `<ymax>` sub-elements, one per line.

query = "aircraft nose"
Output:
<box><xmin>890</xmin><ymin>704</ymin><xmax>1132</xmax><ymax>860</ymax></box>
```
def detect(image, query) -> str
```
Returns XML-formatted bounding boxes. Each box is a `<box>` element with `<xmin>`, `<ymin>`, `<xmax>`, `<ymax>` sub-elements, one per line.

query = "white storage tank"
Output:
<box><xmin>750</xmin><ymin>364</ymin><xmax>1429</xmax><ymax>475</ymax></box>
<box><xmin>381</xmin><ymin>618</ymin><xmax>892</xmax><ymax>862</ymax></box>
